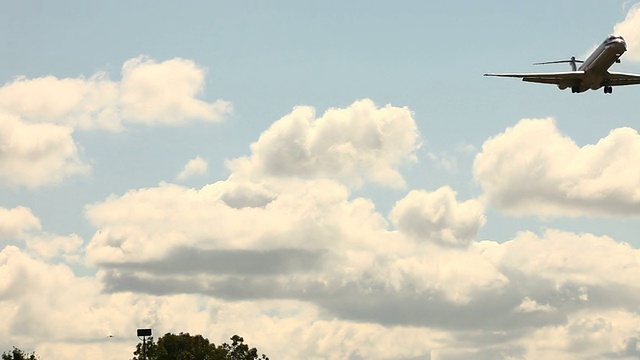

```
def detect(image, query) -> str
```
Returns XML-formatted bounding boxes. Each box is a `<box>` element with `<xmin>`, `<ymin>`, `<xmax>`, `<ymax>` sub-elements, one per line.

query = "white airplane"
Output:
<box><xmin>485</xmin><ymin>35</ymin><xmax>640</xmax><ymax>94</ymax></box>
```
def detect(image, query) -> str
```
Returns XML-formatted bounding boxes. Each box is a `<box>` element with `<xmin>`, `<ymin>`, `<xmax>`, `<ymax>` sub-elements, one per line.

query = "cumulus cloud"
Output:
<box><xmin>0</xmin><ymin>113</ymin><xmax>89</xmax><ymax>188</ymax></box>
<box><xmin>514</xmin><ymin>297</ymin><xmax>555</xmax><ymax>313</ymax></box>
<box><xmin>0</xmin><ymin>246</ymin><xmax>446</xmax><ymax>360</ymax></box>
<box><xmin>79</xmin><ymin>172</ymin><xmax>640</xmax><ymax>359</ymax></box>
<box><xmin>119</xmin><ymin>57</ymin><xmax>231</xmax><ymax>126</ymax></box>
<box><xmin>84</xmin><ymin>177</ymin><xmax>500</xmax><ymax>304</ymax></box>
<box><xmin>0</xmin><ymin>246</ymin><xmax>113</xmax><ymax>343</ymax></box>
<box><xmin>84</xmin><ymin>179</ymin><xmax>382</xmax><ymax>264</ymax></box>
<box><xmin>78</xmin><ymin>109</ymin><xmax>640</xmax><ymax>350</ymax></box>
<box><xmin>0</xmin><ymin>206</ymin><xmax>83</xmax><ymax>261</ymax></box>
<box><xmin>5</xmin><ymin>96</ymin><xmax>640</xmax><ymax>359</ymax></box>
<box><xmin>83</xmin><ymin>170</ymin><xmax>640</xmax><ymax>332</ymax></box>
<box><xmin>0</xmin><ymin>56</ymin><xmax>231</xmax><ymax>131</ymax></box>
<box><xmin>389</xmin><ymin>186</ymin><xmax>485</xmax><ymax>246</ymax></box>
<box><xmin>0</xmin><ymin>56</ymin><xmax>228</xmax><ymax>188</ymax></box>
<box><xmin>474</xmin><ymin>118</ymin><xmax>640</xmax><ymax>216</ymax></box>
<box><xmin>177</xmin><ymin>156</ymin><xmax>208</xmax><ymax>181</ymax></box>
<box><xmin>228</xmin><ymin>99</ymin><xmax>420</xmax><ymax>188</ymax></box>
<box><xmin>614</xmin><ymin>3</ymin><xmax>640</xmax><ymax>61</ymax></box>
<box><xmin>0</xmin><ymin>245</ymin><xmax>192</xmax><ymax>360</ymax></box>
<box><xmin>0</xmin><ymin>206</ymin><xmax>41</xmax><ymax>238</ymax></box>
<box><xmin>25</xmin><ymin>233</ymin><xmax>83</xmax><ymax>261</ymax></box>
<box><xmin>9</xmin><ymin>223</ymin><xmax>640</xmax><ymax>359</ymax></box>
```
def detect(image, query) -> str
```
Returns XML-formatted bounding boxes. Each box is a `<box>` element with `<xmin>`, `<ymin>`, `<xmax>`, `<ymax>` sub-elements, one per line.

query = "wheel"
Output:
<box><xmin>605</xmin><ymin>86</ymin><xmax>613</xmax><ymax>94</ymax></box>
<box><xmin>571</xmin><ymin>86</ymin><xmax>579</xmax><ymax>93</ymax></box>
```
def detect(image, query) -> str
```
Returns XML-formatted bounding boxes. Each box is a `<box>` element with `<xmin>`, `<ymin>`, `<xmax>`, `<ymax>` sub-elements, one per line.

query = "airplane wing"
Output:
<box><xmin>605</xmin><ymin>71</ymin><xmax>640</xmax><ymax>86</ymax></box>
<box><xmin>484</xmin><ymin>71</ymin><xmax>585</xmax><ymax>86</ymax></box>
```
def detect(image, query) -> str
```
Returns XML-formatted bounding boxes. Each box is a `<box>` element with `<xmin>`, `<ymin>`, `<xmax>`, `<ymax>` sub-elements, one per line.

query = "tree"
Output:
<box><xmin>131</xmin><ymin>332</ymin><xmax>225</xmax><ymax>360</ymax></box>
<box><xmin>130</xmin><ymin>333</ymin><xmax>268</xmax><ymax>360</ymax></box>
<box><xmin>131</xmin><ymin>336</ymin><xmax>158</xmax><ymax>360</ymax></box>
<box><xmin>221</xmin><ymin>335</ymin><xmax>269</xmax><ymax>360</ymax></box>
<box><xmin>1</xmin><ymin>347</ymin><xmax>39</xmax><ymax>360</ymax></box>
<box><xmin>156</xmin><ymin>333</ymin><xmax>226</xmax><ymax>360</ymax></box>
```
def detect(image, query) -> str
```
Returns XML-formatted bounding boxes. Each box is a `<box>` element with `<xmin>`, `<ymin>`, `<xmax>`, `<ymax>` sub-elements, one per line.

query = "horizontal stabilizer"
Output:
<box><xmin>533</xmin><ymin>56</ymin><xmax>583</xmax><ymax>71</ymax></box>
<box><xmin>533</xmin><ymin>59</ymin><xmax>584</xmax><ymax>65</ymax></box>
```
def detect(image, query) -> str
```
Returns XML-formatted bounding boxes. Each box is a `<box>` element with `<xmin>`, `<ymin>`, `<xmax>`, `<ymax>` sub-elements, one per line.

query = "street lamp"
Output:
<box><xmin>137</xmin><ymin>328</ymin><xmax>152</xmax><ymax>360</ymax></box>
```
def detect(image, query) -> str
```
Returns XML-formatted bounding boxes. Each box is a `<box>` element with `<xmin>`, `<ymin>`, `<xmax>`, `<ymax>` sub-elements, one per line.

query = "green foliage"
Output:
<box><xmin>131</xmin><ymin>336</ymin><xmax>158</xmax><ymax>360</ymax></box>
<box><xmin>222</xmin><ymin>335</ymin><xmax>269</xmax><ymax>360</ymax></box>
<box><xmin>1</xmin><ymin>347</ymin><xmax>39</xmax><ymax>360</ymax></box>
<box><xmin>131</xmin><ymin>332</ymin><xmax>267</xmax><ymax>360</ymax></box>
<box><xmin>156</xmin><ymin>332</ymin><xmax>226</xmax><ymax>360</ymax></box>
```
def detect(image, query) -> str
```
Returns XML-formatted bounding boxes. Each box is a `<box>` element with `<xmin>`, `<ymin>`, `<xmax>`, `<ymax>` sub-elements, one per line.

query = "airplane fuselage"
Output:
<box><xmin>484</xmin><ymin>35</ymin><xmax>640</xmax><ymax>94</ymax></box>
<box><xmin>569</xmin><ymin>36</ymin><xmax>627</xmax><ymax>92</ymax></box>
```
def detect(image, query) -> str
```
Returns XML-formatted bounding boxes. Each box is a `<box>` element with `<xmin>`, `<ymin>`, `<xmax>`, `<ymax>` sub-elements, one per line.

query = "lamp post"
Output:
<box><xmin>137</xmin><ymin>328</ymin><xmax>152</xmax><ymax>360</ymax></box>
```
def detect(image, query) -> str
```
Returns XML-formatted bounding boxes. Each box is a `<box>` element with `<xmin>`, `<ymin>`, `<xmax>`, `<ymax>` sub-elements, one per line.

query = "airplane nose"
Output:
<box><xmin>610</xmin><ymin>37</ymin><xmax>627</xmax><ymax>52</ymax></box>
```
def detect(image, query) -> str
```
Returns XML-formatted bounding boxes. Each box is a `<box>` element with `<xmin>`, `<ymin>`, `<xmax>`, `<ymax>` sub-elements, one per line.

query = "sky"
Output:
<box><xmin>2</xmin><ymin>1</ymin><xmax>640</xmax><ymax>359</ymax></box>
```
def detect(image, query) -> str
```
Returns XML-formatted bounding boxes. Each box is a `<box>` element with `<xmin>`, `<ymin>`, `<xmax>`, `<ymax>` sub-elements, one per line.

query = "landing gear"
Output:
<box><xmin>571</xmin><ymin>85</ymin><xmax>580</xmax><ymax>93</ymax></box>
<box><xmin>604</xmin><ymin>86</ymin><xmax>613</xmax><ymax>94</ymax></box>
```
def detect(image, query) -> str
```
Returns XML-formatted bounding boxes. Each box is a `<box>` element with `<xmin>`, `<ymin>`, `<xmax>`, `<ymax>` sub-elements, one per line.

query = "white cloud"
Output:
<box><xmin>25</xmin><ymin>233</ymin><xmax>83</xmax><ymax>261</ymax></box>
<box><xmin>83</xmin><ymin>176</ymin><xmax>506</xmax><ymax>306</ymax></box>
<box><xmin>5</xmin><ymin>99</ymin><xmax>640</xmax><ymax>359</ymax></box>
<box><xmin>0</xmin><ymin>56</ymin><xmax>231</xmax><ymax>131</ymax></box>
<box><xmin>228</xmin><ymin>99</ymin><xmax>420</xmax><ymax>188</ymax></box>
<box><xmin>84</xmin><ymin>179</ymin><xmax>383</xmax><ymax>264</ymax></box>
<box><xmin>484</xmin><ymin>229</ymin><xmax>640</xmax><ymax>288</ymax></box>
<box><xmin>474</xmin><ymin>118</ymin><xmax>640</xmax><ymax>216</ymax></box>
<box><xmin>44</xmin><ymin>179</ymin><xmax>640</xmax><ymax>359</ymax></box>
<box><xmin>518</xmin><ymin>310</ymin><xmax>640</xmax><ymax>360</ymax></box>
<box><xmin>0</xmin><ymin>56</ymin><xmax>229</xmax><ymax>188</ymax></box>
<box><xmin>514</xmin><ymin>297</ymin><xmax>555</xmax><ymax>313</ymax></box>
<box><xmin>389</xmin><ymin>186</ymin><xmax>486</xmax><ymax>246</ymax></box>
<box><xmin>7</xmin><ymin>224</ymin><xmax>640</xmax><ymax>360</ymax></box>
<box><xmin>177</xmin><ymin>156</ymin><xmax>208</xmax><ymax>181</ymax></box>
<box><xmin>614</xmin><ymin>3</ymin><xmax>640</xmax><ymax>61</ymax></box>
<box><xmin>6</xmin><ymin>162</ymin><xmax>640</xmax><ymax>359</ymax></box>
<box><xmin>0</xmin><ymin>246</ymin><xmax>111</xmax><ymax>343</ymax></box>
<box><xmin>0</xmin><ymin>246</ymin><xmax>446</xmax><ymax>360</ymax></box>
<box><xmin>0</xmin><ymin>206</ymin><xmax>41</xmax><ymax>238</ymax></box>
<box><xmin>119</xmin><ymin>57</ymin><xmax>231</xmax><ymax>126</ymax></box>
<box><xmin>0</xmin><ymin>113</ymin><xmax>90</xmax><ymax>188</ymax></box>
<box><xmin>0</xmin><ymin>206</ymin><xmax>82</xmax><ymax>261</ymax></box>
<box><xmin>0</xmin><ymin>245</ymin><xmax>197</xmax><ymax>360</ymax></box>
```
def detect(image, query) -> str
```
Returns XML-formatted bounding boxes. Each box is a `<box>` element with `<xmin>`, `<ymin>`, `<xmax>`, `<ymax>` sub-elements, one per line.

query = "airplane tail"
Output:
<box><xmin>533</xmin><ymin>56</ymin><xmax>584</xmax><ymax>71</ymax></box>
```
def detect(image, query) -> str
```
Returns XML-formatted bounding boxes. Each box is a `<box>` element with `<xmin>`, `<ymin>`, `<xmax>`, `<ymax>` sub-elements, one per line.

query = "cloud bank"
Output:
<box><xmin>2</xmin><ymin>93</ymin><xmax>640</xmax><ymax>359</ymax></box>
<box><xmin>0</xmin><ymin>56</ymin><xmax>230</xmax><ymax>188</ymax></box>
<box><xmin>76</xmin><ymin>110</ymin><xmax>640</xmax><ymax>359</ymax></box>
<box><xmin>0</xmin><ymin>56</ymin><xmax>231</xmax><ymax>131</ymax></box>
<box><xmin>474</xmin><ymin>118</ymin><xmax>640</xmax><ymax>216</ymax></box>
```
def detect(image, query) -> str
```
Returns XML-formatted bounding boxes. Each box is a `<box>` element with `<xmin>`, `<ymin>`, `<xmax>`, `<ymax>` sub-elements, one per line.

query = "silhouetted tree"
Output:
<box><xmin>221</xmin><ymin>335</ymin><xmax>269</xmax><ymax>360</ymax></box>
<box><xmin>132</xmin><ymin>333</ymin><xmax>250</xmax><ymax>360</ymax></box>
<box><xmin>157</xmin><ymin>333</ymin><xmax>226</xmax><ymax>360</ymax></box>
<box><xmin>1</xmin><ymin>347</ymin><xmax>39</xmax><ymax>360</ymax></box>
<box><xmin>131</xmin><ymin>336</ymin><xmax>159</xmax><ymax>360</ymax></box>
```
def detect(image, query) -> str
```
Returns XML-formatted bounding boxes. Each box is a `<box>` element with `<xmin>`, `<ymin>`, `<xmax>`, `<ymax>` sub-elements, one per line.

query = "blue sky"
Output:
<box><xmin>2</xmin><ymin>1</ymin><xmax>640</xmax><ymax>359</ymax></box>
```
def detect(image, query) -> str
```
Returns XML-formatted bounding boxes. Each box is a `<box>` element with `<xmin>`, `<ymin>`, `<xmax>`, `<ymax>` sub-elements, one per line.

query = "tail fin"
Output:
<box><xmin>533</xmin><ymin>56</ymin><xmax>584</xmax><ymax>71</ymax></box>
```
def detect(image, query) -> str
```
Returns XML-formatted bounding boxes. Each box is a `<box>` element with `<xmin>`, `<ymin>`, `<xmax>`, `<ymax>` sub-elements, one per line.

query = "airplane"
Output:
<box><xmin>484</xmin><ymin>35</ymin><xmax>640</xmax><ymax>94</ymax></box>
